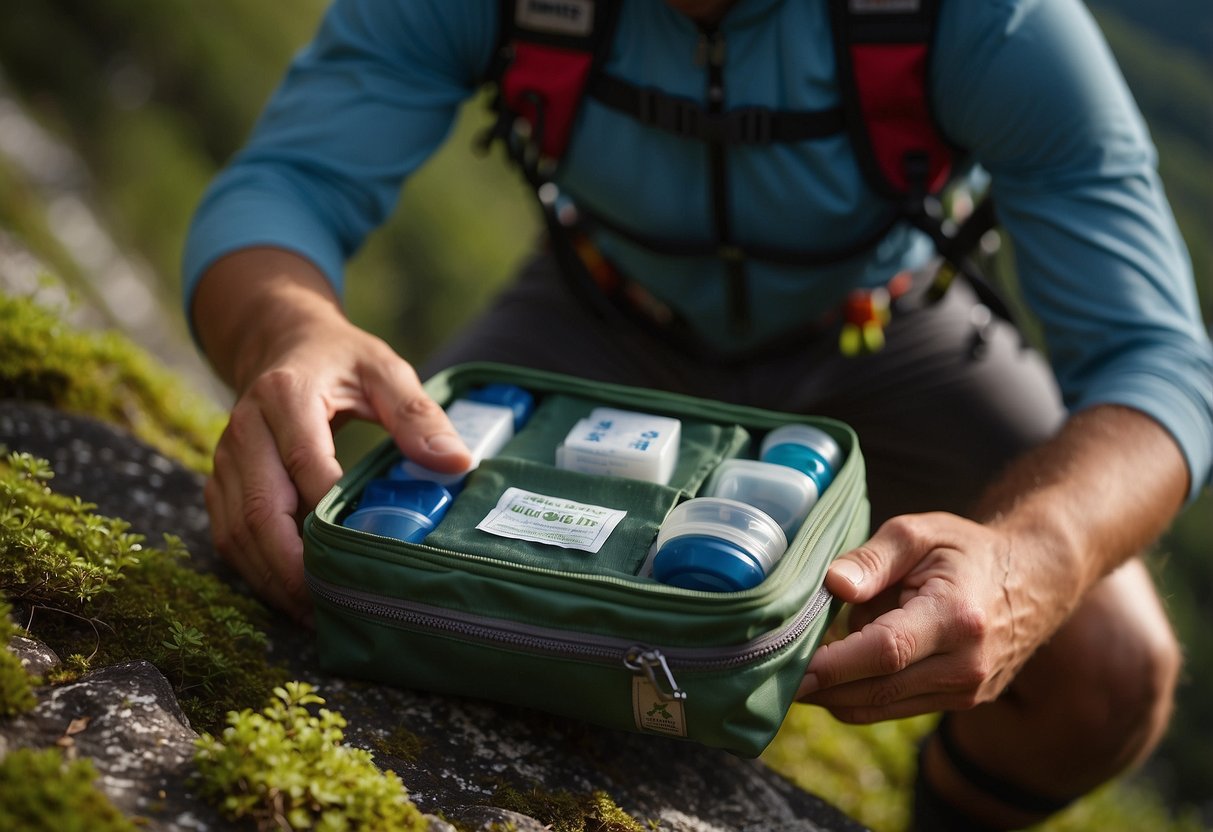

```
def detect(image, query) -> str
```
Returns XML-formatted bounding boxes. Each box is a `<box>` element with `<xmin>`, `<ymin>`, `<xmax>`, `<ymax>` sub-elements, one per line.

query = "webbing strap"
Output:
<box><xmin>576</xmin><ymin>196</ymin><xmax>902</xmax><ymax>268</ymax></box>
<box><xmin>490</xmin><ymin>0</ymin><xmax>621</xmax><ymax>161</ymax></box>
<box><xmin>589</xmin><ymin>73</ymin><xmax>847</xmax><ymax>145</ymax></box>
<box><xmin>829</xmin><ymin>0</ymin><xmax>954</xmax><ymax>198</ymax></box>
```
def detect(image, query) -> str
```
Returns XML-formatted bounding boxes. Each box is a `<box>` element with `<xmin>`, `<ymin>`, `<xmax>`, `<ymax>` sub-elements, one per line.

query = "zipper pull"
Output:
<box><xmin>625</xmin><ymin>647</ymin><xmax>687</xmax><ymax>701</ymax></box>
<box><xmin>695</xmin><ymin>28</ymin><xmax>727</xmax><ymax>70</ymax></box>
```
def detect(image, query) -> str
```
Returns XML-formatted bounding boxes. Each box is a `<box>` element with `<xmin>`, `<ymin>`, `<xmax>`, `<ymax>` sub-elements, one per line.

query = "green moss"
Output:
<box><xmin>372</xmin><ymin>724</ymin><xmax>427</xmax><ymax>764</ymax></box>
<box><xmin>491</xmin><ymin>783</ymin><xmax>649</xmax><ymax>832</ymax></box>
<box><xmin>0</xmin><ymin>291</ymin><xmax>224</xmax><ymax>473</ymax></box>
<box><xmin>194</xmin><ymin>682</ymin><xmax>429</xmax><ymax>831</ymax></box>
<box><xmin>0</xmin><ymin>748</ymin><xmax>138</xmax><ymax>832</ymax></box>
<box><xmin>0</xmin><ymin>448</ymin><xmax>285</xmax><ymax>731</ymax></box>
<box><xmin>0</xmin><ymin>599</ymin><xmax>38</xmax><ymax>716</ymax></box>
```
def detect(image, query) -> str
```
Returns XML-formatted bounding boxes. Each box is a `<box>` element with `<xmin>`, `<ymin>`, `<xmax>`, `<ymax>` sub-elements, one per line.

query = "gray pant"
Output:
<box><xmin>422</xmin><ymin>254</ymin><xmax>1066</xmax><ymax>525</ymax></box>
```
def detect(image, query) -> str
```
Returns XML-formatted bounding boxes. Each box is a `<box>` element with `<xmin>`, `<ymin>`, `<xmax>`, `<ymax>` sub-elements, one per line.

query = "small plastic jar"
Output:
<box><xmin>651</xmin><ymin>497</ymin><xmax>788</xmax><ymax>592</ymax></box>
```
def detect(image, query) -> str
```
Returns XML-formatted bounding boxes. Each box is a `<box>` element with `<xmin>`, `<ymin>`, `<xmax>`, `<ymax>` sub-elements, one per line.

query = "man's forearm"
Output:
<box><xmin>975</xmin><ymin>404</ymin><xmax>1189</xmax><ymax>601</ymax></box>
<box><xmin>191</xmin><ymin>247</ymin><xmax>346</xmax><ymax>392</ymax></box>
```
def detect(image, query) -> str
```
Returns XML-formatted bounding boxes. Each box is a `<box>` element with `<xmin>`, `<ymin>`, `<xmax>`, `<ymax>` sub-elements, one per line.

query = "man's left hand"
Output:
<box><xmin>796</xmin><ymin>512</ymin><xmax>1077</xmax><ymax>722</ymax></box>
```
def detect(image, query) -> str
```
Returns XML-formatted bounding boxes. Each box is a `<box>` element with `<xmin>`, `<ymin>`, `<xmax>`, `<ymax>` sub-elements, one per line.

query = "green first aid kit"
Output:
<box><xmin>302</xmin><ymin>363</ymin><xmax>870</xmax><ymax>757</ymax></box>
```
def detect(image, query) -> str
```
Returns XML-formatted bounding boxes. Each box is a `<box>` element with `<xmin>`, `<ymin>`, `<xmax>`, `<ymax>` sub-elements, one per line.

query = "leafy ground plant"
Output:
<box><xmin>194</xmin><ymin>681</ymin><xmax>429</xmax><ymax>832</ymax></box>
<box><xmin>0</xmin><ymin>747</ymin><xmax>137</xmax><ymax>832</ymax></box>
<box><xmin>0</xmin><ymin>447</ymin><xmax>284</xmax><ymax>730</ymax></box>
<box><xmin>0</xmin><ymin>599</ymin><xmax>37</xmax><ymax>716</ymax></box>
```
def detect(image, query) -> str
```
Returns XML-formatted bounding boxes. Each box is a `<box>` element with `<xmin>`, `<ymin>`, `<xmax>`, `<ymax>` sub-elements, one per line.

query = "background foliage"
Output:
<box><xmin>0</xmin><ymin>0</ymin><xmax>1208</xmax><ymax>827</ymax></box>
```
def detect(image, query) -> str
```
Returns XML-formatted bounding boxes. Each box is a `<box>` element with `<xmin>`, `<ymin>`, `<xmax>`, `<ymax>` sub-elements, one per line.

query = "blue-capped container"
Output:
<box><xmin>343</xmin><ymin>479</ymin><xmax>453</xmax><ymax>543</ymax></box>
<box><xmin>651</xmin><ymin>497</ymin><xmax>787</xmax><ymax>592</ymax></box>
<box><xmin>760</xmin><ymin>424</ymin><xmax>844</xmax><ymax>494</ymax></box>
<box><xmin>463</xmin><ymin>383</ymin><xmax>535</xmax><ymax>432</ymax></box>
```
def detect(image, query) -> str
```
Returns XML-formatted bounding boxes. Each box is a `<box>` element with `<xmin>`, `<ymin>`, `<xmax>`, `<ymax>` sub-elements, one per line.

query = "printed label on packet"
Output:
<box><xmin>476</xmin><ymin>488</ymin><xmax>626</xmax><ymax>553</ymax></box>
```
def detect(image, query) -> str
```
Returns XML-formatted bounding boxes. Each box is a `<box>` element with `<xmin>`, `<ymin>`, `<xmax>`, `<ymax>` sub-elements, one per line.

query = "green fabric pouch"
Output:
<box><xmin>303</xmin><ymin>362</ymin><xmax>870</xmax><ymax>757</ymax></box>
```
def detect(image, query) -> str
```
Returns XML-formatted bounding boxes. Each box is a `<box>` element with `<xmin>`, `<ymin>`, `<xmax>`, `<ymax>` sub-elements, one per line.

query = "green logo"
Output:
<box><xmin>645</xmin><ymin>703</ymin><xmax>672</xmax><ymax>719</ymax></box>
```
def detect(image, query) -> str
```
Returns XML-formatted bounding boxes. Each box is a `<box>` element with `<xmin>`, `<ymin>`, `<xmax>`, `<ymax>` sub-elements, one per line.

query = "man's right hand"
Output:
<box><xmin>192</xmin><ymin>248</ymin><xmax>471</xmax><ymax>624</ymax></box>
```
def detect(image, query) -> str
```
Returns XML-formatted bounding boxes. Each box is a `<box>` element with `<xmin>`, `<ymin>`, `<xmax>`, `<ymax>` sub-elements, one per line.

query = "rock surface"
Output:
<box><xmin>0</xmin><ymin>401</ymin><xmax>868</xmax><ymax>832</ymax></box>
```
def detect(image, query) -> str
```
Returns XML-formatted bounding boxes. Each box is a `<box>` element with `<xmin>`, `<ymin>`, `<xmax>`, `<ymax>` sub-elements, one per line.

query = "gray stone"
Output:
<box><xmin>8</xmin><ymin>634</ymin><xmax>61</xmax><ymax>677</ymax></box>
<box><xmin>1</xmin><ymin>660</ymin><xmax>223</xmax><ymax>831</ymax></box>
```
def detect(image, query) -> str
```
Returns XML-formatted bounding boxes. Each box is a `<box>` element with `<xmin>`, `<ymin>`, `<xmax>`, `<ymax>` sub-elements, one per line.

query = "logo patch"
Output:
<box><xmin>516</xmin><ymin>0</ymin><xmax>595</xmax><ymax>36</ymax></box>
<box><xmin>632</xmin><ymin>676</ymin><xmax>687</xmax><ymax>738</ymax></box>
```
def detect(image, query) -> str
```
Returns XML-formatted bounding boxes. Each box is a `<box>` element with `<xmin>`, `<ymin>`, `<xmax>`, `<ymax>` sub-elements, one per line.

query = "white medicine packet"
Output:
<box><xmin>476</xmin><ymin>488</ymin><xmax>628</xmax><ymax>553</ymax></box>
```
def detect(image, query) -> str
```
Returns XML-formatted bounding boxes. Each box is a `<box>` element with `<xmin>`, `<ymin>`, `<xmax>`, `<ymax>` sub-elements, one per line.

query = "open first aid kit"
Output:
<box><xmin>302</xmin><ymin>362</ymin><xmax>870</xmax><ymax>757</ymax></box>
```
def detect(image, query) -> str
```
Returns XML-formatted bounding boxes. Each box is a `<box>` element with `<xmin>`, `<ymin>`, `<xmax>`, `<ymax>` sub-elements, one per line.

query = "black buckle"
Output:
<box><xmin>730</xmin><ymin>108</ymin><xmax>773</xmax><ymax>144</ymax></box>
<box><xmin>636</xmin><ymin>88</ymin><xmax>702</xmax><ymax>137</ymax></box>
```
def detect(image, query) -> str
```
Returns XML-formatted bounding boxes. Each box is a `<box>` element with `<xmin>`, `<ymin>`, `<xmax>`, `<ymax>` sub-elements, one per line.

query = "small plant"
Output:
<box><xmin>0</xmin><ymin>747</ymin><xmax>137</xmax><ymax>832</ymax></box>
<box><xmin>194</xmin><ymin>682</ymin><xmax>428</xmax><ymax>832</ymax></box>
<box><xmin>0</xmin><ymin>599</ymin><xmax>37</xmax><ymax>716</ymax></box>
<box><xmin>0</xmin><ymin>448</ymin><xmax>284</xmax><ymax>730</ymax></box>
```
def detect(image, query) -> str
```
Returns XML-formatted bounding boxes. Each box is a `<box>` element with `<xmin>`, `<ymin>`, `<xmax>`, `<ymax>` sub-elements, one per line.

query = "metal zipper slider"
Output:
<box><xmin>625</xmin><ymin>647</ymin><xmax>688</xmax><ymax>702</ymax></box>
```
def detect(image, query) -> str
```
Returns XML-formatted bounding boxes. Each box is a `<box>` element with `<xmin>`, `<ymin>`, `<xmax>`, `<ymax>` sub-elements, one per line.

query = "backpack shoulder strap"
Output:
<box><xmin>828</xmin><ymin>0</ymin><xmax>955</xmax><ymax>201</ymax></box>
<box><xmin>484</xmin><ymin>0</ymin><xmax>620</xmax><ymax>168</ymax></box>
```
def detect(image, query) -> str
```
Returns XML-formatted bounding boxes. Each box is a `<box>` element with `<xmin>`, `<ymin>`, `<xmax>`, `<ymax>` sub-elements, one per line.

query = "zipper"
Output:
<box><xmin>306</xmin><ymin>570</ymin><xmax>833</xmax><ymax>702</ymax></box>
<box><xmin>696</xmin><ymin>25</ymin><xmax>751</xmax><ymax>337</ymax></box>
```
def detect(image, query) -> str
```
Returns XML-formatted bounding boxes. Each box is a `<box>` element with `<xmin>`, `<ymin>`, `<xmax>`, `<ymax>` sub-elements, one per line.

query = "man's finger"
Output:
<box><xmin>215</xmin><ymin>406</ymin><xmax>312</xmax><ymax>620</ymax></box>
<box><xmin>252</xmin><ymin>370</ymin><xmax>344</xmax><ymax>510</ymax></box>
<box><xmin>362</xmin><ymin>356</ymin><xmax>472</xmax><ymax>473</ymax></box>
<box><xmin>803</xmin><ymin>591</ymin><xmax>949</xmax><ymax>691</ymax></box>
<box><xmin>825</xmin><ymin>514</ymin><xmax>948</xmax><ymax>604</ymax></box>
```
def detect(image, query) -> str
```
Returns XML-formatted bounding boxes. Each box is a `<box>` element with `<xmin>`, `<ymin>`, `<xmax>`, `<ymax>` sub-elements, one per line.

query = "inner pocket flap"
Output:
<box><xmin>500</xmin><ymin>393</ymin><xmax>751</xmax><ymax>496</ymax></box>
<box><xmin>422</xmin><ymin>458</ymin><xmax>682</xmax><ymax>577</ymax></box>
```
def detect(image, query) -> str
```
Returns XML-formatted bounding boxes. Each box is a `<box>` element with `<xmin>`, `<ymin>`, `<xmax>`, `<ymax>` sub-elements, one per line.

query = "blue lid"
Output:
<box><xmin>356</xmin><ymin>479</ymin><xmax>453</xmax><ymax>523</ymax></box>
<box><xmin>343</xmin><ymin>505</ymin><xmax>435</xmax><ymax>543</ymax></box>
<box><xmin>761</xmin><ymin>443</ymin><xmax>836</xmax><ymax>493</ymax></box>
<box><xmin>464</xmin><ymin>383</ymin><xmax>535</xmax><ymax>432</ymax></box>
<box><xmin>652</xmin><ymin>535</ymin><xmax>768</xmax><ymax>592</ymax></box>
<box><xmin>343</xmin><ymin>479</ymin><xmax>453</xmax><ymax>542</ymax></box>
<box><xmin>385</xmin><ymin>461</ymin><xmax>468</xmax><ymax>496</ymax></box>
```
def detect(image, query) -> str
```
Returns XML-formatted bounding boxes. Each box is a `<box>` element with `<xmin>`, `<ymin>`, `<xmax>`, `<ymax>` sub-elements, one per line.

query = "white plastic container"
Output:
<box><xmin>704</xmin><ymin>458</ymin><xmax>819</xmax><ymax>538</ymax></box>
<box><xmin>391</xmin><ymin>398</ymin><xmax>516</xmax><ymax>488</ymax></box>
<box><xmin>556</xmin><ymin>407</ymin><xmax>680</xmax><ymax>484</ymax></box>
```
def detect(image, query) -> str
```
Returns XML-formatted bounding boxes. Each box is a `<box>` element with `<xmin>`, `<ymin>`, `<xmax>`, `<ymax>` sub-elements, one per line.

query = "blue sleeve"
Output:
<box><xmin>934</xmin><ymin>0</ymin><xmax>1213</xmax><ymax>500</ymax></box>
<box><xmin>182</xmin><ymin>0</ymin><xmax>498</xmax><ymax>308</ymax></box>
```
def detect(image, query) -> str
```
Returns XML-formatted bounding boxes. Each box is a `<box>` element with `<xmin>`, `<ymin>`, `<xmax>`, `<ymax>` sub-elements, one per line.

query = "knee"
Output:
<box><xmin>1051</xmin><ymin>594</ymin><xmax>1182</xmax><ymax>766</ymax></box>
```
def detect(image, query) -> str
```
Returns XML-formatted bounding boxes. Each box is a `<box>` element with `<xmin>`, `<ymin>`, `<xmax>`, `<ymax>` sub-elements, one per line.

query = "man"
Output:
<box><xmin>183</xmin><ymin>1</ymin><xmax>1211</xmax><ymax>828</ymax></box>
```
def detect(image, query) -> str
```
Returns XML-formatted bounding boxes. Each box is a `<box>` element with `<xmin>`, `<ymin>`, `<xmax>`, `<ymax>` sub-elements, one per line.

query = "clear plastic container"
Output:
<box><xmin>704</xmin><ymin>458</ymin><xmax>819</xmax><ymax>538</ymax></box>
<box><xmin>650</xmin><ymin>497</ymin><xmax>788</xmax><ymax>592</ymax></box>
<box><xmin>759</xmin><ymin>424</ymin><xmax>844</xmax><ymax>493</ymax></box>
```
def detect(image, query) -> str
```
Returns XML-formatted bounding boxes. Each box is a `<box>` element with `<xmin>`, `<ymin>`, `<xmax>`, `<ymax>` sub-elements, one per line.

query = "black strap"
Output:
<box><xmin>935</xmin><ymin>715</ymin><xmax>1077</xmax><ymax>816</ymax></box>
<box><xmin>576</xmin><ymin>197</ymin><xmax>901</xmax><ymax>268</ymax></box>
<box><xmin>589</xmin><ymin>73</ymin><xmax>847</xmax><ymax>145</ymax></box>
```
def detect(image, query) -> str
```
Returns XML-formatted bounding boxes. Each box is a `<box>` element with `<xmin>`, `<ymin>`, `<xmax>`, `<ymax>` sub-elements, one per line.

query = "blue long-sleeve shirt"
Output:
<box><xmin>183</xmin><ymin>0</ymin><xmax>1213</xmax><ymax>498</ymax></box>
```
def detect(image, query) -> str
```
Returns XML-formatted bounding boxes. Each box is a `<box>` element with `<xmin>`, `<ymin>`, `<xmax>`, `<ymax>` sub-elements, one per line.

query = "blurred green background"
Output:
<box><xmin>0</xmin><ymin>0</ymin><xmax>1208</xmax><ymax>828</ymax></box>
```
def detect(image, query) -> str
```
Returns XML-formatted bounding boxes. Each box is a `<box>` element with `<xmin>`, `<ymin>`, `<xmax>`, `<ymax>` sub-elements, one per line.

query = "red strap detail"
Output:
<box><xmin>502</xmin><ymin>42</ymin><xmax>594</xmax><ymax>159</ymax></box>
<box><xmin>850</xmin><ymin>43</ymin><xmax>952</xmax><ymax>193</ymax></box>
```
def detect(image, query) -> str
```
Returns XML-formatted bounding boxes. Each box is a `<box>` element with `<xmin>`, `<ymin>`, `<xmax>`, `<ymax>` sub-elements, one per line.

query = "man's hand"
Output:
<box><xmin>796</xmin><ymin>404</ymin><xmax>1188</xmax><ymax>724</ymax></box>
<box><xmin>193</xmin><ymin>248</ymin><xmax>471</xmax><ymax>624</ymax></box>
<box><xmin>796</xmin><ymin>512</ymin><xmax>1080</xmax><ymax>723</ymax></box>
